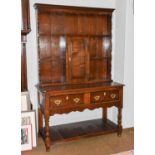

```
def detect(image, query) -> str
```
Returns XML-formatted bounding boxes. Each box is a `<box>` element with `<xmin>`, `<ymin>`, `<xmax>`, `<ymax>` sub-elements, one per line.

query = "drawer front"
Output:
<box><xmin>49</xmin><ymin>94</ymin><xmax>84</xmax><ymax>108</ymax></box>
<box><xmin>49</xmin><ymin>90</ymin><xmax>119</xmax><ymax>109</ymax></box>
<box><xmin>90</xmin><ymin>90</ymin><xmax>119</xmax><ymax>103</ymax></box>
<box><xmin>49</xmin><ymin>95</ymin><xmax>69</xmax><ymax>108</ymax></box>
<box><xmin>70</xmin><ymin>94</ymin><xmax>84</xmax><ymax>105</ymax></box>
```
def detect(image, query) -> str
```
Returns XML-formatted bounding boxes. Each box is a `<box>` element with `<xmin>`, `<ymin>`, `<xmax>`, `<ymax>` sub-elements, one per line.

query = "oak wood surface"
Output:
<box><xmin>37</xmin><ymin>4</ymin><xmax>113</xmax><ymax>86</ymax></box>
<box><xmin>35</xmin><ymin>4</ymin><xmax>124</xmax><ymax>151</ymax></box>
<box><xmin>39</xmin><ymin>118</ymin><xmax>118</xmax><ymax>144</ymax></box>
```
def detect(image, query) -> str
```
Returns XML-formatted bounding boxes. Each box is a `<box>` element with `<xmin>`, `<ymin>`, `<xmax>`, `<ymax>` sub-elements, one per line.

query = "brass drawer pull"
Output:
<box><xmin>111</xmin><ymin>93</ymin><xmax>116</xmax><ymax>99</ymax></box>
<box><xmin>104</xmin><ymin>92</ymin><xmax>106</xmax><ymax>96</ymax></box>
<box><xmin>94</xmin><ymin>95</ymin><xmax>100</xmax><ymax>101</ymax></box>
<box><xmin>54</xmin><ymin>99</ymin><xmax>62</xmax><ymax>106</ymax></box>
<box><xmin>73</xmin><ymin>98</ymin><xmax>80</xmax><ymax>103</ymax></box>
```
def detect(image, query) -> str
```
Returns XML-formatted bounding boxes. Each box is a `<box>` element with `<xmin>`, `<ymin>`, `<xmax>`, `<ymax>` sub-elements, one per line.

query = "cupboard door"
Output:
<box><xmin>67</xmin><ymin>37</ymin><xmax>88</xmax><ymax>83</ymax></box>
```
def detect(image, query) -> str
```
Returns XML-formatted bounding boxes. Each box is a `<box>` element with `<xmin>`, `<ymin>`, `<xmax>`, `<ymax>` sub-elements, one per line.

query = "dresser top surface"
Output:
<box><xmin>34</xmin><ymin>3</ymin><xmax>114</xmax><ymax>13</ymax></box>
<box><xmin>37</xmin><ymin>81</ymin><xmax>124</xmax><ymax>93</ymax></box>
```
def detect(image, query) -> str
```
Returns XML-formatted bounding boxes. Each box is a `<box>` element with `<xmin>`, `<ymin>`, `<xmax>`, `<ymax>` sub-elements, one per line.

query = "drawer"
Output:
<box><xmin>49</xmin><ymin>95</ymin><xmax>70</xmax><ymax>108</ymax></box>
<box><xmin>70</xmin><ymin>94</ymin><xmax>84</xmax><ymax>105</ymax></box>
<box><xmin>90</xmin><ymin>90</ymin><xmax>119</xmax><ymax>103</ymax></box>
<box><xmin>49</xmin><ymin>94</ymin><xmax>84</xmax><ymax>108</ymax></box>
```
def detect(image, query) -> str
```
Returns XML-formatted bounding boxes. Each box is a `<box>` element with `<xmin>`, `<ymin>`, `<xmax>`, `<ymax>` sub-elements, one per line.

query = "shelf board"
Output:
<box><xmin>39</xmin><ymin>57</ymin><xmax>65</xmax><ymax>63</ymax></box>
<box><xmin>38</xmin><ymin>33</ymin><xmax>112</xmax><ymax>38</ymax></box>
<box><xmin>90</xmin><ymin>57</ymin><xmax>111</xmax><ymax>60</ymax></box>
<box><xmin>39</xmin><ymin>118</ymin><xmax>118</xmax><ymax>144</ymax></box>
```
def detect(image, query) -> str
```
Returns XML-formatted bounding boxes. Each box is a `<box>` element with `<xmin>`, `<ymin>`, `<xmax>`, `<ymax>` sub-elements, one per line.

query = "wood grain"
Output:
<box><xmin>39</xmin><ymin>118</ymin><xmax>118</xmax><ymax>144</ymax></box>
<box><xmin>35</xmin><ymin>4</ymin><xmax>124</xmax><ymax>151</ymax></box>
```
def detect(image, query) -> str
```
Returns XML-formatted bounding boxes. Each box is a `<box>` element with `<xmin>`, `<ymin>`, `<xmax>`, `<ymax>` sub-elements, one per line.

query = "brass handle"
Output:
<box><xmin>104</xmin><ymin>92</ymin><xmax>106</xmax><ymax>96</ymax></box>
<box><xmin>111</xmin><ymin>93</ymin><xmax>116</xmax><ymax>99</ymax></box>
<box><xmin>54</xmin><ymin>99</ymin><xmax>62</xmax><ymax>106</ymax></box>
<box><xmin>94</xmin><ymin>95</ymin><xmax>100</xmax><ymax>101</ymax></box>
<box><xmin>73</xmin><ymin>98</ymin><xmax>80</xmax><ymax>103</ymax></box>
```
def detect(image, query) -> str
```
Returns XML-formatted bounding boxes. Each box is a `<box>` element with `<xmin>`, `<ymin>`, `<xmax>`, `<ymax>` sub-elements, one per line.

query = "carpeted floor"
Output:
<box><xmin>112</xmin><ymin>150</ymin><xmax>134</xmax><ymax>155</ymax></box>
<box><xmin>22</xmin><ymin>128</ymin><xmax>134</xmax><ymax>155</ymax></box>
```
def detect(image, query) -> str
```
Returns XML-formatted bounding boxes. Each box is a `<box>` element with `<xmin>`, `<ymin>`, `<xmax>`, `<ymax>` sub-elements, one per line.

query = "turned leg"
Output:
<box><xmin>117</xmin><ymin>107</ymin><xmax>122</xmax><ymax>136</ymax></box>
<box><xmin>45</xmin><ymin>115</ymin><xmax>51</xmax><ymax>151</ymax></box>
<box><xmin>38</xmin><ymin>108</ymin><xmax>43</xmax><ymax>132</ymax></box>
<box><xmin>102</xmin><ymin>108</ymin><xmax>107</xmax><ymax>123</ymax></box>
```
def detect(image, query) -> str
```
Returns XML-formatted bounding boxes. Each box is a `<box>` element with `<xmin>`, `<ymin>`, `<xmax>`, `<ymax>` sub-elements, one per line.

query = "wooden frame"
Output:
<box><xmin>21</xmin><ymin>110</ymin><xmax>37</xmax><ymax>147</ymax></box>
<box><xmin>21</xmin><ymin>0</ymin><xmax>31</xmax><ymax>91</ymax></box>
<box><xmin>21</xmin><ymin>0</ymin><xmax>31</xmax><ymax>33</ymax></box>
<box><xmin>21</xmin><ymin>124</ymin><xmax>32</xmax><ymax>151</ymax></box>
<box><xmin>21</xmin><ymin>91</ymin><xmax>31</xmax><ymax>111</ymax></box>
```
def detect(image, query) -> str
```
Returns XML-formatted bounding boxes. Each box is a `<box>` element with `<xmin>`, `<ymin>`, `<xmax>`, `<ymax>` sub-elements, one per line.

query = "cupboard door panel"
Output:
<box><xmin>67</xmin><ymin>37</ymin><xmax>88</xmax><ymax>83</ymax></box>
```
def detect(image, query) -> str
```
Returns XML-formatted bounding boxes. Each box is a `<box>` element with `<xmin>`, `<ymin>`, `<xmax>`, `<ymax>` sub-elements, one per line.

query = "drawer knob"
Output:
<box><xmin>111</xmin><ymin>93</ymin><xmax>116</xmax><ymax>99</ymax></box>
<box><xmin>54</xmin><ymin>99</ymin><xmax>62</xmax><ymax>106</ymax></box>
<box><xmin>104</xmin><ymin>92</ymin><xmax>106</xmax><ymax>96</ymax></box>
<box><xmin>94</xmin><ymin>95</ymin><xmax>100</xmax><ymax>101</ymax></box>
<box><xmin>73</xmin><ymin>98</ymin><xmax>80</xmax><ymax>103</ymax></box>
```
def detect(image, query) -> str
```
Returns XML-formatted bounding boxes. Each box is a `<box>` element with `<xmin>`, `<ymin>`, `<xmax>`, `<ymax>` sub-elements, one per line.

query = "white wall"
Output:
<box><xmin>112</xmin><ymin>0</ymin><xmax>134</xmax><ymax>128</ymax></box>
<box><xmin>26</xmin><ymin>0</ymin><xmax>134</xmax><ymax>129</ymax></box>
<box><xmin>122</xmin><ymin>0</ymin><xmax>134</xmax><ymax>127</ymax></box>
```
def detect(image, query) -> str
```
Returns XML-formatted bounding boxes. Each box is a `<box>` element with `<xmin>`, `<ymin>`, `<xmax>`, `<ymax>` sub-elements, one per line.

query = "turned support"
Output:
<box><xmin>102</xmin><ymin>108</ymin><xmax>107</xmax><ymax>123</ymax></box>
<box><xmin>117</xmin><ymin>107</ymin><xmax>122</xmax><ymax>136</ymax></box>
<box><xmin>45</xmin><ymin>114</ymin><xmax>51</xmax><ymax>151</ymax></box>
<box><xmin>38</xmin><ymin>108</ymin><xmax>43</xmax><ymax>132</ymax></box>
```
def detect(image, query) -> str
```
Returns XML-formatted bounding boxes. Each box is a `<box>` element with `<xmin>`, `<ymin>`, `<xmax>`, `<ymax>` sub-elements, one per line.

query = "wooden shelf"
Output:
<box><xmin>38</xmin><ymin>33</ymin><xmax>112</xmax><ymax>37</ymax></box>
<box><xmin>39</xmin><ymin>57</ymin><xmax>66</xmax><ymax>63</ymax></box>
<box><xmin>39</xmin><ymin>118</ymin><xmax>118</xmax><ymax>144</ymax></box>
<box><xmin>90</xmin><ymin>57</ymin><xmax>111</xmax><ymax>60</ymax></box>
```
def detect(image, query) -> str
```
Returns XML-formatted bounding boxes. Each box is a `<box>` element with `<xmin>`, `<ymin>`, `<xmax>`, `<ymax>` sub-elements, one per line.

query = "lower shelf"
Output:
<box><xmin>40</xmin><ymin>118</ymin><xmax>118</xmax><ymax>144</ymax></box>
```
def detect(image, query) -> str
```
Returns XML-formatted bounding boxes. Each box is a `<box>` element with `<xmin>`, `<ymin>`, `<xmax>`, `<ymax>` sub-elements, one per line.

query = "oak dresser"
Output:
<box><xmin>35</xmin><ymin>4</ymin><xmax>124</xmax><ymax>151</ymax></box>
